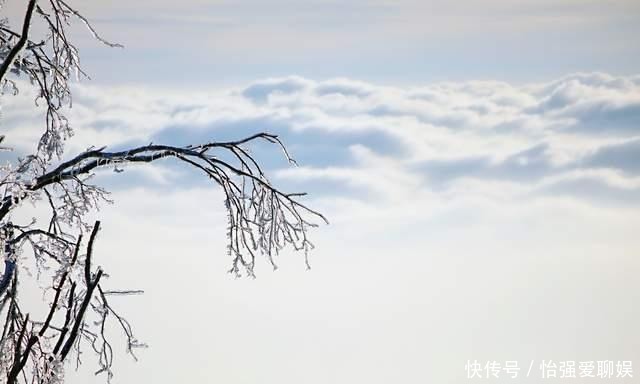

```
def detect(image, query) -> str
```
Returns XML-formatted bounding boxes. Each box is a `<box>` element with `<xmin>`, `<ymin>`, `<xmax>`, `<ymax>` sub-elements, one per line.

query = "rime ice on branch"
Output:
<box><xmin>0</xmin><ymin>1</ymin><xmax>325</xmax><ymax>383</ymax></box>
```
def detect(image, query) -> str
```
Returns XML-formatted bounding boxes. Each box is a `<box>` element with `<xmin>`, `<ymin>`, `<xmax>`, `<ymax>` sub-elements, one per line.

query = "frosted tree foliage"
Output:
<box><xmin>0</xmin><ymin>1</ymin><xmax>326</xmax><ymax>383</ymax></box>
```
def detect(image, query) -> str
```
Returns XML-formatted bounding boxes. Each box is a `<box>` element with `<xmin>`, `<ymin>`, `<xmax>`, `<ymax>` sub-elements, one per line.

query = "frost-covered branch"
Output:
<box><xmin>1</xmin><ymin>0</ymin><xmax>122</xmax><ymax>161</ymax></box>
<box><xmin>0</xmin><ymin>1</ymin><xmax>326</xmax><ymax>383</ymax></box>
<box><xmin>0</xmin><ymin>221</ymin><xmax>140</xmax><ymax>384</ymax></box>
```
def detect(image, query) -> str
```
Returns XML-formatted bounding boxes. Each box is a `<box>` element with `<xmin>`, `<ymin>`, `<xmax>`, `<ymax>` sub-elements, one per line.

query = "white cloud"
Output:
<box><xmin>3</xmin><ymin>72</ymin><xmax>639</xmax><ymax>213</ymax></box>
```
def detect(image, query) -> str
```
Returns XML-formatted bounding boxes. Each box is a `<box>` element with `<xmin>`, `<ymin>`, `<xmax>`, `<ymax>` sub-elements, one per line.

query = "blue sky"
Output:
<box><xmin>31</xmin><ymin>0</ymin><xmax>640</xmax><ymax>86</ymax></box>
<box><xmin>2</xmin><ymin>1</ymin><xmax>640</xmax><ymax>383</ymax></box>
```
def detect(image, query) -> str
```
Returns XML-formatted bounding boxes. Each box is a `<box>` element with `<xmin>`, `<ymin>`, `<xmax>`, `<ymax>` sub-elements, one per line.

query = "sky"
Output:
<box><xmin>1</xmin><ymin>1</ymin><xmax>640</xmax><ymax>383</ymax></box>
<box><xmin>4</xmin><ymin>0</ymin><xmax>640</xmax><ymax>86</ymax></box>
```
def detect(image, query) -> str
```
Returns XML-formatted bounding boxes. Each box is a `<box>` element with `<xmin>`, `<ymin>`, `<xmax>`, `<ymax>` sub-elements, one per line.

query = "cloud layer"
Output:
<box><xmin>6</xmin><ymin>72</ymin><xmax>639</xmax><ymax>209</ymax></box>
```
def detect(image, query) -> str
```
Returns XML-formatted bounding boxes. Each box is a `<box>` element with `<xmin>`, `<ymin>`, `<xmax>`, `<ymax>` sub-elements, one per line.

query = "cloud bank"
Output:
<box><xmin>2</xmin><ymin>72</ymin><xmax>639</xmax><ymax>224</ymax></box>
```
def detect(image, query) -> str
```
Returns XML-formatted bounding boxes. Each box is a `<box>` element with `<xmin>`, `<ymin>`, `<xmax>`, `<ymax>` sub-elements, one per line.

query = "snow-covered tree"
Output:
<box><xmin>0</xmin><ymin>1</ymin><xmax>326</xmax><ymax>383</ymax></box>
